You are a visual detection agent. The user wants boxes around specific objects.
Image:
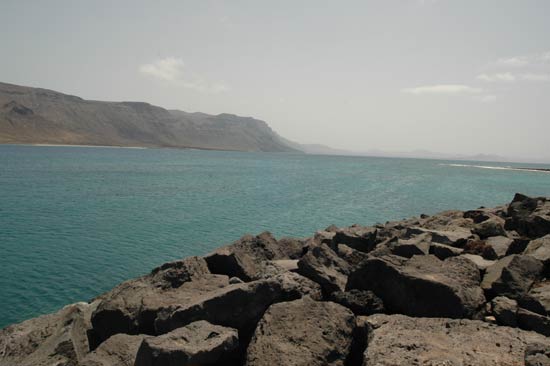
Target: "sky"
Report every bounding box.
[1,0,549,161]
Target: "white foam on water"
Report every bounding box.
[440,163,550,173]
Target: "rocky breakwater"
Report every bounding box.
[1,193,550,366]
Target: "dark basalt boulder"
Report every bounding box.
[154,272,321,338]
[204,232,304,281]
[524,235,550,275]
[517,308,550,337]
[347,254,485,318]
[332,225,378,253]
[473,217,506,238]
[491,296,518,327]
[404,226,473,247]
[363,314,549,366]
[329,289,385,316]
[505,194,550,239]
[245,297,355,366]
[81,334,148,366]
[481,255,543,300]
[297,243,351,295]
[389,233,431,258]
[0,301,98,366]
[429,242,463,260]
[519,280,550,316]
[135,321,239,366]
[90,256,229,344]
[335,243,369,268]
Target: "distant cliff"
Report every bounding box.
[0,82,299,152]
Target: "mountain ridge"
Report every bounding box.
[0,81,300,153]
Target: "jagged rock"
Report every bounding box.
[204,232,303,281]
[347,254,485,318]
[149,256,210,289]
[421,209,477,231]
[491,296,518,326]
[363,314,548,366]
[81,334,147,366]
[507,237,532,255]
[481,255,543,300]
[463,239,498,259]
[0,301,97,366]
[405,227,473,247]
[245,297,355,366]
[517,308,550,337]
[297,243,351,294]
[429,242,463,260]
[390,233,430,258]
[461,253,496,271]
[525,343,550,366]
[90,257,229,344]
[486,236,514,258]
[464,209,492,223]
[519,280,550,315]
[524,235,550,274]
[155,272,321,339]
[336,244,369,268]
[473,217,506,238]
[332,225,377,253]
[135,321,238,366]
[271,259,298,271]
[506,194,550,238]
[329,289,384,315]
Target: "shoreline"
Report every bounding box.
[1,193,550,365]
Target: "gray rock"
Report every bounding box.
[363,314,548,366]
[336,244,369,268]
[245,297,355,366]
[390,233,431,258]
[135,321,238,366]
[461,253,496,271]
[486,236,514,258]
[481,254,543,300]
[329,289,384,315]
[429,242,463,260]
[517,308,550,337]
[505,194,550,239]
[473,217,506,238]
[520,280,550,315]
[347,255,485,318]
[491,296,518,326]
[525,343,550,366]
[0,301,97,366]
[332,225,378,253]
[524,235,550,274]
[405,227,473,247]
[90,257,229,343]
[204,232,304,281]
[81,333,147,366]
[155,272,321,338]
[297,243,351,294]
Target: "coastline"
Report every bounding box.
[1,193,549,365]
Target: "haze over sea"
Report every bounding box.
[1,144,549,328]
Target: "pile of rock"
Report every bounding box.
[1,193,549,365]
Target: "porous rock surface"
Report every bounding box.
[2,193,550,366]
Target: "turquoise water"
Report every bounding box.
[1,145,549,328]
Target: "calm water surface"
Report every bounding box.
[1,145,549,328]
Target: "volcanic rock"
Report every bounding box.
[245,297,355,366]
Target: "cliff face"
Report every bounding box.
[1,193,550,366]
[0,82,299,152]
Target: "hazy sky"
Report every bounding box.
[1,0,549,161]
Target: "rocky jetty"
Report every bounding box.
[1,193,550,366]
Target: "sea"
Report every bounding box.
[1,144,549,328]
